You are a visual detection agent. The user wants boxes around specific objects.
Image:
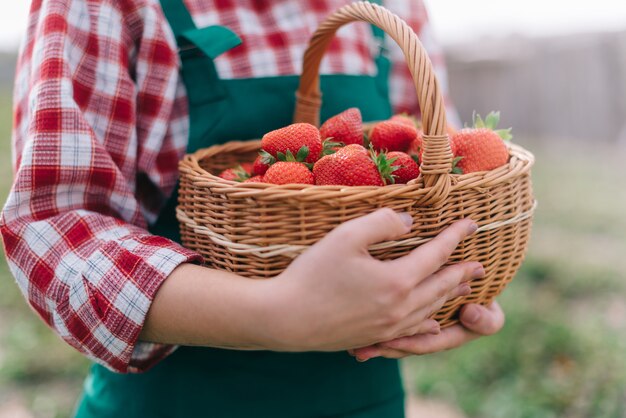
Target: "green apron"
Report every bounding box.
[75,0,404,416]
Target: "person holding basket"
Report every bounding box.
[1,0,505,416]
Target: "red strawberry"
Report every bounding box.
[313,144,397,186]
[261,123,322,163]
[243,175,265,183]
[369,121,417,152]
[407,126,457,165]
[390,114,420,129]
[450,111,511,174]
[253,153,274,176]
[338,144,368,155]
[241,162,253,173]
[264,162,314,185]
[387,152,420,184]
[407,129,424,161]
[319,108,363,146]
[219,164,251,182]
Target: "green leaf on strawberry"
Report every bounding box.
[321,138,343,156]
[451,156,464,175]
[368,145,399,185]
[259,150,276,165]
[473,111,512,141]
[296,146,310,162]
[219,164,252,182]
[277,146,310,163]
[495,129,513,141]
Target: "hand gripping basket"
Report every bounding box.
[176,2,536,328]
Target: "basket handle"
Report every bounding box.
[294,1,453,198]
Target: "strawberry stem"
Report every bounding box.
[368,145,399,185]
[322,139,342,156]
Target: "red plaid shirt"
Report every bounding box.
[0,0,455,373]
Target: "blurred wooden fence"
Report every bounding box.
[444,31,626,143]
[3,30,626,142]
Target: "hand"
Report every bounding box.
[350,302,505,361]
[259,209,484,352]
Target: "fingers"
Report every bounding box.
[355,302,506,361]
[370,347,412,360]
[365,325,478,359]
[378,262,482,345]
[393,219,478,281]
[459,302,505,336]
[410,261,483,309]
[392,262,482,333]
[389,325,477,353]
[351,318,441,361]
[328,208,412,249]
[353,344,409,361]
[391,282,469,339]
[396,318,441,339]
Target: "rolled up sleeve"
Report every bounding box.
[0,0,201,373]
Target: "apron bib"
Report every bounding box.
[75,1,403,416]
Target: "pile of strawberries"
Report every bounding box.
[218,108,512,186]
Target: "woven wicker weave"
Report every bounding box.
[177,1,536,328]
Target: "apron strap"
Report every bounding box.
[159,0,196,41]
[158,0,241,105]
[159,0,390,104]
[180,26,242,60]
[159,0,242,59]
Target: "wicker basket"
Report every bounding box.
[177,1,536,328]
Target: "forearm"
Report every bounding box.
[140,215,486,356]
[140,263,277,350]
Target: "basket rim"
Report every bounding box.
[179,140,534,201]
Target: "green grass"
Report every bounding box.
[0,90,625,416]
[404,137,626,417]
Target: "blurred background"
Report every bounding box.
[1,1,625,417]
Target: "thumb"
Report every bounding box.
[459,302,505,336]
[328,208,413,249]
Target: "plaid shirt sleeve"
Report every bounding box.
[0,0,202,373]
[0,0,455,375]
[385,0,461,127]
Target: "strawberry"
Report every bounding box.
[387,151,420,184]
[313,144,397,186]
[369,121,417,152]
[337,143,368,155]
[407,129,423,161]
[450,111,511,174]
[319,108,363,146]
[243,175,265,183]
[263,162,314,185]
[219,164,251,182]
[390,114,420,129]
[253,152,274,176]
[261,123,322,163]
[241,162,253,173]
[407,126,458,165]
